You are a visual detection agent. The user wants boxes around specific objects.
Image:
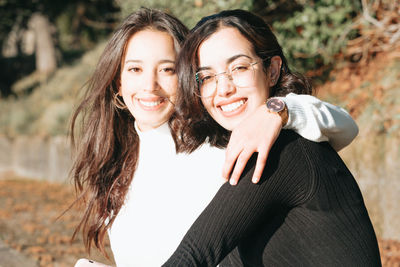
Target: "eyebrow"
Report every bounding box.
[197,54,252,71]
[124,59,175,64]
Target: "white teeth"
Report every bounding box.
[139,99,163,107]
[220,100,245,112]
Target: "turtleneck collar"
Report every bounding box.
[134,121,172,141]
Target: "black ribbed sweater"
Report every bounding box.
[163,130,381,267]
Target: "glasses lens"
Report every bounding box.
[196,71,215,97]
[231,62,255,88]
[194,61,256,98]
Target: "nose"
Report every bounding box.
[216,73,235,97]
[142,70,159,92]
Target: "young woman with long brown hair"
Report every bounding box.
[70,8,360,266]
[163,9,381,266]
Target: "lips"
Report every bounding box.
[136,97,167,111]
[139,99,163,107]
[217,98,247,117]
[220,99,246,112]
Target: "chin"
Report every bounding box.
[218,120,238,131]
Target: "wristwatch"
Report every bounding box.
[266,97,288,127]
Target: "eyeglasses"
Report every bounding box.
[195,61,260,98]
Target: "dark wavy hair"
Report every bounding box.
[69,8,188,256]
[172,9,313,153]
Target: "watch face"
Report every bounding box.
[266,98,285,112]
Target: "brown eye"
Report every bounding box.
[231,64,250,73]
[160,67,175,74]
[128,67,141,73]
[201,75,212,83]
[197,72,214,85]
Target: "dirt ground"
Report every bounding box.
[0,177,400,266]
[0,177,114,267]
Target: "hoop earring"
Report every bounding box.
[113,93,126,109]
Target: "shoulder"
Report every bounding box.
[255,130,311,178]
[274,130,335,160]
[265,130,336,185]
[270,130,308,161]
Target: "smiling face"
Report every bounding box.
[198,27,273,131]
[120,29,177,131]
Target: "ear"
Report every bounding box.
[269,56,282,86]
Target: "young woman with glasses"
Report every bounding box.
[163,9,381,266]
[70,8,361,266]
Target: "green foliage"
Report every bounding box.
[270,0,361,73]
[118,0,252,28]
[54,0,120,52]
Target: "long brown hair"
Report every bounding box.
[70,8,188,255]
[172,9,313,153]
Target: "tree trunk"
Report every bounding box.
[1,16,22,58]
[28,13,57,75]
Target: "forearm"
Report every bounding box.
[280,93,358,151]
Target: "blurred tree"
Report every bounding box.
[28,13,57,75]
[251,0,362,76]
[0,0,120,97]
[252,0,304,24]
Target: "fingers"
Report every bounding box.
[223,137,242,180]
[222,153,236,181]
[251,149,269,184]
[228,149,253,186]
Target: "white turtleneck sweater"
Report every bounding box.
[107,93,358,267]
[109,123,226,267]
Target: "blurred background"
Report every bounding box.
[0,0,399,266]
